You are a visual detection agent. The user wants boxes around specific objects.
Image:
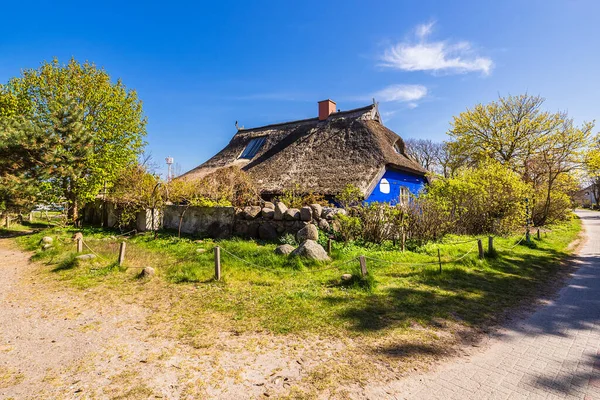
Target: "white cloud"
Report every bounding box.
[380,22,493,75]
[415,21,435,40]
[373,84,428,103]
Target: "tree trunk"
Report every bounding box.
[66,191,79,225]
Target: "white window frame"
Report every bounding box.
[400,186,410,206]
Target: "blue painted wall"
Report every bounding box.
[365,169,426,204]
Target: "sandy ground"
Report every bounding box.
[0,238,357,399]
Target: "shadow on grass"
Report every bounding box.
[325,250,573,333]
[376,343,449,360]
[0,229,36,239]
[51,255,78,272]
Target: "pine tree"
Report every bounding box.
[48,98,94,221]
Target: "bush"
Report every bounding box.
[357,202,398,244]
[426,160,530,235]
[278,183,329,209]
[334,213,362,243]
[278,233,297,246]
[169,167,259,207]
[336,184,363,208]
[405,196,453,245]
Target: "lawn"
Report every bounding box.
[12,216,581,345]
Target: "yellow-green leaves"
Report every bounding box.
[1,57,147,219]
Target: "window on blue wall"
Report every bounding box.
[239,137,266,159]
[379,178,390,194]
[400,186,410,206]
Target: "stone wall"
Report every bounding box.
[162,205,235,238]
[82,201,346,240]
[233,202,345,240]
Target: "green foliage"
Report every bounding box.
[336,184,363,208]
[426,159,530,235]
[342,268,377,293]
[278,233,298,246]
[0,57,147,221]
[447,93,593,226]
[0,116,53,212]
[279,183,329,209]
[334,213,362,243]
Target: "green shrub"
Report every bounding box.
[426,159,530,235]
[333,213,362,243]
[278,233,297,246]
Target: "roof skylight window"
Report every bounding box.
[239,137,266,159]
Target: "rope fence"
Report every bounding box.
[52,225,542,280]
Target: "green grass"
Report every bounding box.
[9,216,581,342]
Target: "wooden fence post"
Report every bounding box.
[478,239,484,259]
[359,255,367,276]
[526,229,531,244]
[77,238,83,253]
[488,236,494,254]
[327,238,332,255]
[537,228,541,240]
[118,242,126,266]
[214,246,221,281]
[438,248,442,273]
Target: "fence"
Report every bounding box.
[54,227,541,281]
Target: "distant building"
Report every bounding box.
[573,184,597,207]
[182,100,427,204]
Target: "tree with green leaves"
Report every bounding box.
[447,94,593,225]
[0,57,147,222]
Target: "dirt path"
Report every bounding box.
[0,238,172,399]
[0,239,348,399]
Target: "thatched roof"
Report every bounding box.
[181,104,427,196]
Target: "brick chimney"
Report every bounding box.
[318,99,336,120]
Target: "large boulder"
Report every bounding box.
[310,204,323,220]
[263,202,275,210]
[261,208,275,219]
[41,236,53,244]
[243,206,262,220]
[274,244,295,255]
[296,224,319,242]
[317,219,330,232]
[300,206,312,222]
[291,240,330,261]
[258,223,278,241]
[274,202,288,221]
[284,208,301,221]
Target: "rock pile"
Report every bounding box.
[235,201,345,241]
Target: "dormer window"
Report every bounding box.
[239,137,266,159]
[393,142,402,154]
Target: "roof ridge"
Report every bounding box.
[237,104,375,133]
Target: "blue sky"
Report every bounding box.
[1,0,599,177]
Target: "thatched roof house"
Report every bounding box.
[182,100,427,204]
